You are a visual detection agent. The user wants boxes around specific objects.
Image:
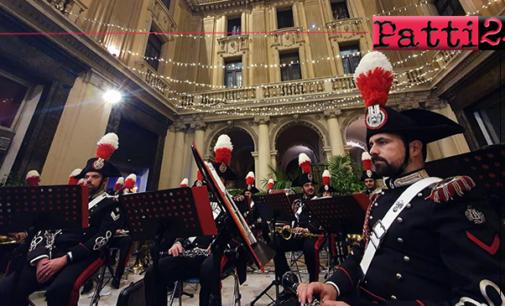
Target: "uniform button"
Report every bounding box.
[417,193,423,197]
[403,256,410,262]
[391,295,397,300]
[374,203,378,207]
[364,280,368,284]
[381,192,385,195]
[397,238,403,243]
[369,216,373,220]
[397,217,403,223]
[396,273,402,280]
[406,203,411,209]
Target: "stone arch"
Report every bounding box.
[204,122,258,159]
[340,110,364,143]
[270,117,330,150]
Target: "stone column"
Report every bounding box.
[189,121,206,184]
[270,150,278,171]
[41,71,113,184]
[251,151,259,185]
[159,126,176,189]
[169,122,187,188]
[324,109,346,156]
[255,116,271,190]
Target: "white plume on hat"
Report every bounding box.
[214,134,233,152]
[353,51,393,83]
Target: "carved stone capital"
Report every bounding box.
[254,116,270,125]
[191,121,207,130]
[172,121,188,132]
[324,109,342,119]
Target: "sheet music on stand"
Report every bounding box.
[253,193,296,225]
[304,193,368,234]
[119,186,217,241]
[0,185,89,234]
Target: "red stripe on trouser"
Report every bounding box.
[313,236,326,281]
[68,256,105,306]
[219,255,228,290]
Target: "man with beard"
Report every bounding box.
[296,52,503,306]
[271,153,325,299]
[360,152,379,196]
[0,133,122,306]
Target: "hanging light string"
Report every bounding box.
[127,50,459,92]
[65,0,499,39]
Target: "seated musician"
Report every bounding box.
[144,134,240,306]
[319,170,337,198]
[296,52,503,306]
[0,133,123,306]
[271,153,325,298]
[361,152,379,196]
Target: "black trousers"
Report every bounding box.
[0,254,103,306]
[144,255,214,306]
[109,235,133,280]
[271,236,321,283]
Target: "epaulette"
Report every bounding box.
[426,176,476,203]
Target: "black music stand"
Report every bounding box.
[0,185,89,288]
[425,144,503,217]
[304,193,368,275]
[0,185,89,234]
[191,143,275,306]
[250,193,297,306]
[288,193,303,204]
[119,186,217,306]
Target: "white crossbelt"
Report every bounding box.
[360,177,442,278]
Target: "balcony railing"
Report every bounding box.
[262,79,325,98]
[134,61,171,99]
[45,0,88,26]
[326,18,365,40]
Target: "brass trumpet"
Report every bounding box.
[274,226,324,240]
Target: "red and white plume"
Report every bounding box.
[68,168,82,185]
[115,177,124,191]
[246,172,255,186]
[180,178,189,187]
[268,179,274,190]
[298,153,312,174]
[26,170,40,186]
[362,152,372,171]
[197,170,204,181]
[96,133,119,161]
[124,174,136,190]
[322,170,331,186]
[78,178,86,186]
[354,52,394,110]
[214,134,233,166]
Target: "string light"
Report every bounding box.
[126,49,460,94]
[66,0,500,39]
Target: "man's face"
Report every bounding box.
[322,191,332,197]
[302,182,315,196]
[244,191,252,198]
[364,178,375,189]
[85,171,105,196]
[369,133,406,177]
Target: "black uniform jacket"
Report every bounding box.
[292,195,321,234]
[28,192,121,264]
[327,169,504,306]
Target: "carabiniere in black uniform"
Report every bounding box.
[327,169,504,305]
[0,133,123,306]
